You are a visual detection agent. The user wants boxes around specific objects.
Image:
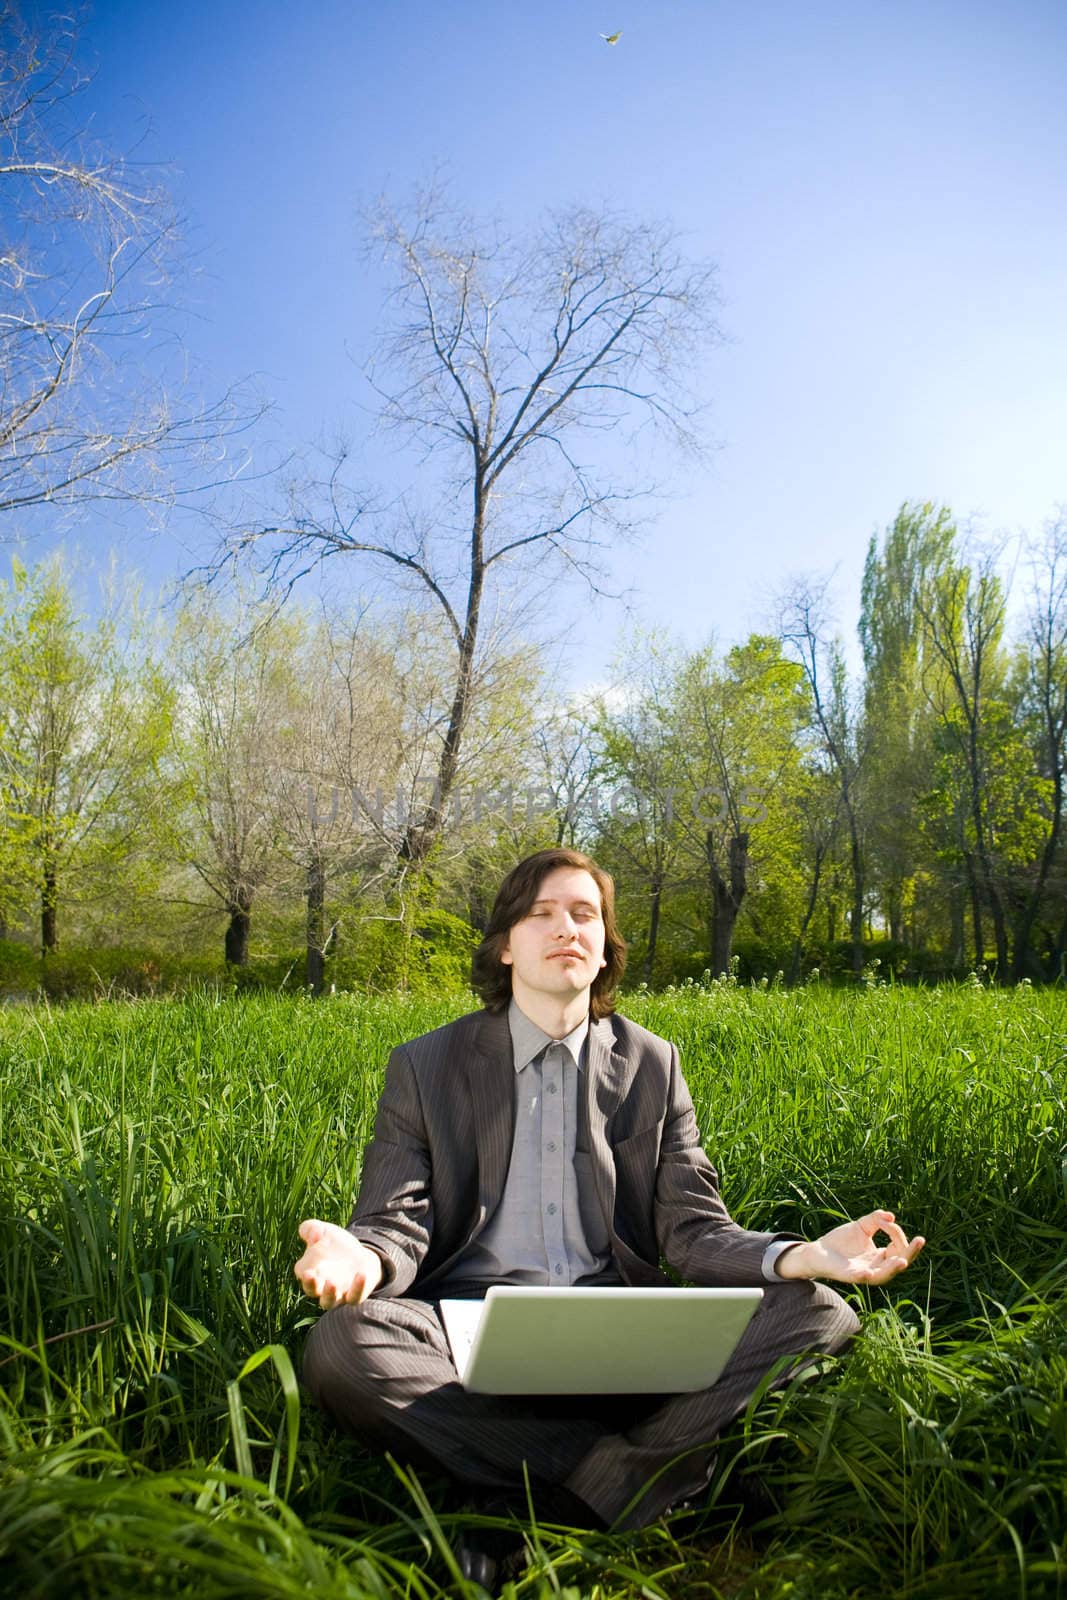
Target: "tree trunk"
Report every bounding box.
[965,717,1008,978]
[887,887,902,945]
[306,849,326,996]
[1050,907,1067,982]
[40,854,58,954]
[708,829,748,977]
[1011,766,1062,978]
[964,852,984,969]
[987,885,1009,979]
[846,807,864,978]
[642,874,663,985]
[402,493,487,865]
[787,840,825,984]
[225,885,252,965]
[948,884,966,973]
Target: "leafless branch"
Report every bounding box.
[0,10,265,531]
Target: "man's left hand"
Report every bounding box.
[775,1209,925,1284]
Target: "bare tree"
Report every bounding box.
[0,10,256,527]
[272,605,403,993]
[229,191,719,866]
[531,704,603,849]
[165,595,301,965]
[785,764,841,984]
[779,578,869,978]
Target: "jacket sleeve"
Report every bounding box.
[654,1044,800,1287]
[346,1044,434,1297]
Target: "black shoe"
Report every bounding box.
[455,1539,502,1589]
[532,1482,605,1531]
[454,1498,528,1590]
[736,1471,785,1525]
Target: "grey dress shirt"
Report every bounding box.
[444,1000,620,1289]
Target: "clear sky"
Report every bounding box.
[39,0,1067,681]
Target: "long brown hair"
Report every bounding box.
[472,848,627,1019]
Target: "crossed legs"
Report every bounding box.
[301,1282,860,1529]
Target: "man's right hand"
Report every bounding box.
[293,1218,383,1310]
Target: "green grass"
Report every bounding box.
[1,985,1065,1598]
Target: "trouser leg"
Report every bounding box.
[564,1280,861,1529]
[302,1282,860,1531]
[301,1296,612,1495]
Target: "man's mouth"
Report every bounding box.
[549,949,583,960]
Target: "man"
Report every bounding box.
[296,849,923,1564]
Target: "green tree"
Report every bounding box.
[921,697,1050,975]
[591,634,687,984]
[0,557,171,953]
[915,546,1015,973]
[860,503,955,952]
[593,631,810,982]
[673,635,810,977]
[1012,517,1067,977]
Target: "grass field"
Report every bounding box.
[1,984,1064,1598]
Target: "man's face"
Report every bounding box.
[501,865,608,1009]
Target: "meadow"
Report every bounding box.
[0,983,1064,1599]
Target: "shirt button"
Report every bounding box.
[547,1082,558,1095]
[553,1264,564,1277]
[547,1203,558,1215]
[546,1140,557,1152]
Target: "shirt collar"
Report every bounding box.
[507,997,589,1073]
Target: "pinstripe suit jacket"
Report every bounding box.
[348,1007,787,1298]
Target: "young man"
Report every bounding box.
[296,849,923,1556]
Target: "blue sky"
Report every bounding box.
[48,1,1067,680]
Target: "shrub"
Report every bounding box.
[0,938,38,997]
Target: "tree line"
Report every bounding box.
[1,499,1063,993]
[591,504,1066,985]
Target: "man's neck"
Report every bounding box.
[510,983,591,1039]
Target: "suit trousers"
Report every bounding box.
[301,1280,860,1529]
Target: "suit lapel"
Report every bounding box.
[584,1015,637,1227]
[466,1009,516,1218]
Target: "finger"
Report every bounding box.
[879,1219,910,1253]
[861,1257,905,1284]
[874,1239,926,1281]
[299,1218,326,1246]
[859,1209,896,1234]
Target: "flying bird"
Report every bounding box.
[601,31,622,44]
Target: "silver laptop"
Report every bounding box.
[439,1284,763,1395]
